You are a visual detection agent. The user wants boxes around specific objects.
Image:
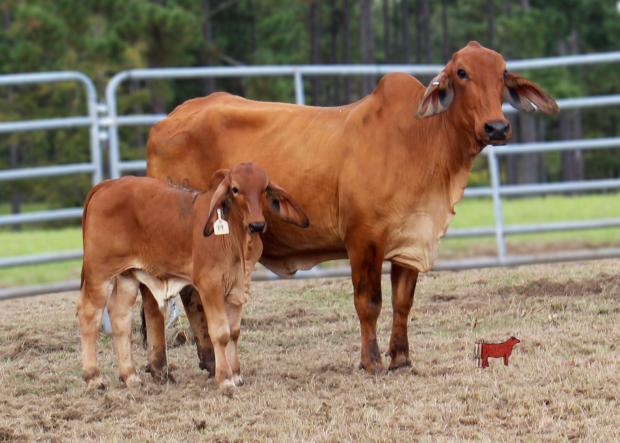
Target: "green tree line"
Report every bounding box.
[1,0,619,230]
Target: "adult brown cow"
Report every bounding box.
[143,41,558,376]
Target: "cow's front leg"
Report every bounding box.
[179,286,215,376]
[348,240,385,374]
[196,283,235,394]
[388,263,419,370]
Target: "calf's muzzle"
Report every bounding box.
[249,222,266,233]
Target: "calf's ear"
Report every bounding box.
[266,181,309,228]
[416,71,454,118]
[503,72,559,114]
[203,169,231,236]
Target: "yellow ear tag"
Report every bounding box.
[213,209,229,236]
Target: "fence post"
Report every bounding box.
[294,70,304,105]
[488,148,507,262]
[83,76,103,185]
[105,73,128,179]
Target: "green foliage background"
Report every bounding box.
[0,0,619,223]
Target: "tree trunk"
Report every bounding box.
[342,0,351,102]
[382,0,390,62]
[9,142,21,231]
[360,0,374,94]
[4,6,20,230]
[560,110,584,181]
[401,0,410,63]
[505,114,519,184]
[330,2,341,104]
[309,1,321,104]
[202,0,216,93]
[417,0,432,63]
[517,114,543,184]
[441,0,450,61]
[487,0,496,48]
[560,29,584,182]
[415,0,422,63]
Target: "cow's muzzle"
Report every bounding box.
[484,120,511,145]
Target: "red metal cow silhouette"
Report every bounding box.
[474,336,520,368]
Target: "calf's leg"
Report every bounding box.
[140,284,172,383]
[225,302,244,386]
[347,240,385,374]
[180,286,215,376]
[108,275,141,387]
[388,264,419,370]
[196,283,235,393]
[76,277,112,390]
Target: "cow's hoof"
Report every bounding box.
[145,364,176,384]
[123,373,143,388]
[358,361,385,375]
[388,354,412,371]
[86,376,107,391]
[219,379,236,397]
[233,374,244,387]
[199,360,216,378]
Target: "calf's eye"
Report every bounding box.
[457,68,467,80]
[231,187,239,195]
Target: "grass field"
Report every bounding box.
[1,193,619,287]
[0,259,618,440]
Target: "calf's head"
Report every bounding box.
[417,41,559,147]
[203,162,309,236]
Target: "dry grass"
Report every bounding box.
[0,259,619,441]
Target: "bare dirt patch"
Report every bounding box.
[0,259,619,441]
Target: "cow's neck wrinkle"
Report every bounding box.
[382,110,479,273]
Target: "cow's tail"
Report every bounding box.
[80,180,110,289]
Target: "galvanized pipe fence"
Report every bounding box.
[1,51,620,299]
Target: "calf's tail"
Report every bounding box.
[80,180,110,289]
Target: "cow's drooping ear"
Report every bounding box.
[503,72,559,114]
[416,71,454,118]
[266,181,309,228]
[203,170,231,236]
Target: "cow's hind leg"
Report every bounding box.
[348,240,385,374]
[108,275,141,387]
[140,284,173,383]
[77,278,112,390]
[387,264,419,370]
[180,286,215,376]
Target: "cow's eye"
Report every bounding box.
[231,187,239,195]
[457,68,467,80]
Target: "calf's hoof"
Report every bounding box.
[85,375,107,391]
[219,379,236,397]
[123,373,144,389]
[233,374,244,387]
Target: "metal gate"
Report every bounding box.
[1,52,620,299]
[0,71,101,276]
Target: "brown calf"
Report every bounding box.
[77,163,308,392]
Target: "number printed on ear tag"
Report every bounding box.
[213,209,229,236]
